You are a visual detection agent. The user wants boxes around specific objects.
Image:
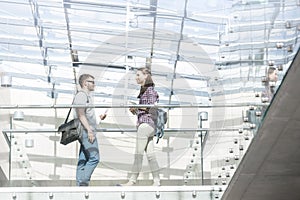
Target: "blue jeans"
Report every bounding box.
[76,130,99,186]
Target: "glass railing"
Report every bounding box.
[0,104,263,186]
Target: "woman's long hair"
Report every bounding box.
[137,67,155,98]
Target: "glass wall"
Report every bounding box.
[0,1,299,200]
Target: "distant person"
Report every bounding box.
[121,67,161,186]
[261,66,278,103]
[74,74,106,186]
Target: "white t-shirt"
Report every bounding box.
[73,91,97,132]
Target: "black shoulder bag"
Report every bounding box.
[58,92,88,145]
[58,109,82,145]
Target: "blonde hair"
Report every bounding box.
[78,74,94,88]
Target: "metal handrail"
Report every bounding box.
[2,132,10,148]
[0,103,269,109]
[2,127,246,134]
[0,185,226,192]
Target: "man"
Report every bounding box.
[73,74,106,186]
[262,66,278,103]
[260,67,279,117]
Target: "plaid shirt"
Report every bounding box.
[137,86,159,128]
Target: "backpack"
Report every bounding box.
[150,108,168,143]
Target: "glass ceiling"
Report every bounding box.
[0,0,300,191]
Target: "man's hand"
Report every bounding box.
[99,113,107,120]
[88,130,95,143]
[99,109,108,120]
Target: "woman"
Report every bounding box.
[122,67,161,186]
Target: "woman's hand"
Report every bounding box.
[129,107,137,115]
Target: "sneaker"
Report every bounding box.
[120,181,136,186]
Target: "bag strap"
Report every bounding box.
[64,91,89,123]
[64,97,75,123]
[64,109,72,123]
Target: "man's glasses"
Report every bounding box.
[86,80,95,84]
